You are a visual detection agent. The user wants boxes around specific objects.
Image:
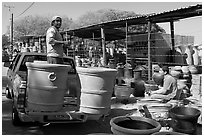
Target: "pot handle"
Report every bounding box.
[48,72,56,82]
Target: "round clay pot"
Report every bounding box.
[152,72,164,86]
[114,84,133,99]
[110,116,161,135]
[169,106,201,134]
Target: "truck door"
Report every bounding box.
[7,54,21,90]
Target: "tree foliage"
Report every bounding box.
[71,9,139,29]
[13,15,73,40]
[2,34,9,49]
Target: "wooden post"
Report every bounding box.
[10,13,14,52]
[65,31,69,56]
[170,21,175,63]
[38,37,41,53]
[147,21,151,81]
[125,20,128,64]
[101,27,106,66]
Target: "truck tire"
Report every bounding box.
[5,88,12,99]
[12,104,23,126]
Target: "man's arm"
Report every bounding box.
[47,28,68,45]
[151,87,166,94]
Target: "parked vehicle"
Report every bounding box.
[4,52,84,126]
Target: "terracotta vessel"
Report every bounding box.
[110,116,161,135]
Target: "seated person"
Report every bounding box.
[150,66,178,100]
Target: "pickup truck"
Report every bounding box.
[4,52,86,126]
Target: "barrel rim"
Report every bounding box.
[26,62,71,69]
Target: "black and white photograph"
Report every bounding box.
[1,0,202,135]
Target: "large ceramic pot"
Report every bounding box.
[110,116,161,135]
[77,67,117,116]
[169,106,201,134]
[26,62,71,111]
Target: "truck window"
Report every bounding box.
[19,55,47,71]
[63,58,76,74]
[11,54,21,72]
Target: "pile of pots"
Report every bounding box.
[110,106,201,135]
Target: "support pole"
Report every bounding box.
[65,31,68,56]
[10,13,13,52]
[125,21,128,64]
[101,27,106,66]
[170,21,175,63]
[147,21,151,81]
[38,37,41,53]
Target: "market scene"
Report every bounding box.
[2,2,202,135]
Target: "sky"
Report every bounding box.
[1,1,202,45]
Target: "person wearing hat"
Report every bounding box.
[46,16,68,64]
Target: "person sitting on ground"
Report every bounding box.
[150,66,178,100]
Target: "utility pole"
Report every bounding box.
[4,5,14,52]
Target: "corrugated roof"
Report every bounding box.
[66,4,202,32]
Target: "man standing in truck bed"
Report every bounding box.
[46,16,69,64]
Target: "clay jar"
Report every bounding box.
[116,63,124,85]
[131,80,146,97]
[131,67,145,97]
[152,72,164,86]
[114,84,133,99]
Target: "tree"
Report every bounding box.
[2,34,9,49]
[71,9,139,29]
[13,15,73,40]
